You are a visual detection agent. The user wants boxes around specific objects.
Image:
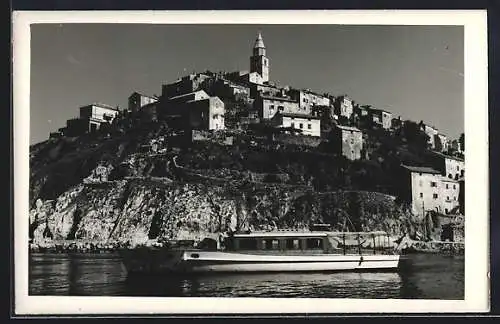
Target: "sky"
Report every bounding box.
[30,24,464,145]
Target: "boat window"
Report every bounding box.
[238,238,257,250]
[263,239,280,250]
[285,239,301,250]
[306,238,323,249]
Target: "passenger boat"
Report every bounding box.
[119,229,401,275]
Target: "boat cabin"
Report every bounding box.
[223,231,394,255]
[227,232,329,252]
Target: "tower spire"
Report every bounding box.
[254,31,265,49]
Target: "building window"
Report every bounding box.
[453,184,456,189]
[430,182,437,187]
[447,196,450,201]
[299,123,303,129]
[433,193,438,199]
[291,122,295,128]
[307,124,312,129]
[446,184,449,189]
[419,193,423,198]
[456,166,459,171]
[454,197,457,201]
[278,106,284,111]
[445,208,449,214]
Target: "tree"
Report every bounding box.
[459,133,465,151]
[402,120,429,150]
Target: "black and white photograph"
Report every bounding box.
[13,10,489,314]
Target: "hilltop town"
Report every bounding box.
[30,32,465,247]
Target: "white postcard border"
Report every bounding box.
[13,10,489,314]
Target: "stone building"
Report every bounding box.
[250,82,287,99]
[254,94,300,120]
[287,89,330,114]
[162,73,212,99]
[333,95,354,119]
[420,123,439,149]
[163,90,225,131]
[271,112,321,137]
[440,177,460,214]
[434,133,449,152]
[398,165,461,217]
[330,125,363,160]
[128,92,158,113]
[368,108,392,130]
[202,78,250,101]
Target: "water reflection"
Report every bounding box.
[29,253,464,299]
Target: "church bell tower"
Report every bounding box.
[250,32,269,82]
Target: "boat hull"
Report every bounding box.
[120,249,400,275]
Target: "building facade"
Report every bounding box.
[128,92,158,113]
[255,95,301,120]
[425,151,465,180]
[399,165,461,217]
[333,96,354,119]
[249,32,269,83]
[164,90,225,131]
[440,178,460,214]
[162,73,212,99]
[434,133,449,152]
[288,89,330,114]
[421,124,439,149]
[271,112,321,137]
[78,103,120,133]
[330,125,363,160]
[369,108,392,130]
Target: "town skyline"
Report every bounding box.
[30,24,464,145]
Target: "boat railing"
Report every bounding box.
[329,232,397,256]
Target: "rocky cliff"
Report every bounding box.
[29,120,427,247]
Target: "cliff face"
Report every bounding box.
[29,120,428,246]
[29,178,420,246]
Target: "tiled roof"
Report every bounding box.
[401,165,442,174]
[168,90,208,101]
[81,103,119,111]
[279,112,321,120]
[429,151,464,162]
[261,95,297,103]
[335,125,361,132]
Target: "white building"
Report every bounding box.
[272,112,321,137]
[79,103,120,133]
[400,165,461,217]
